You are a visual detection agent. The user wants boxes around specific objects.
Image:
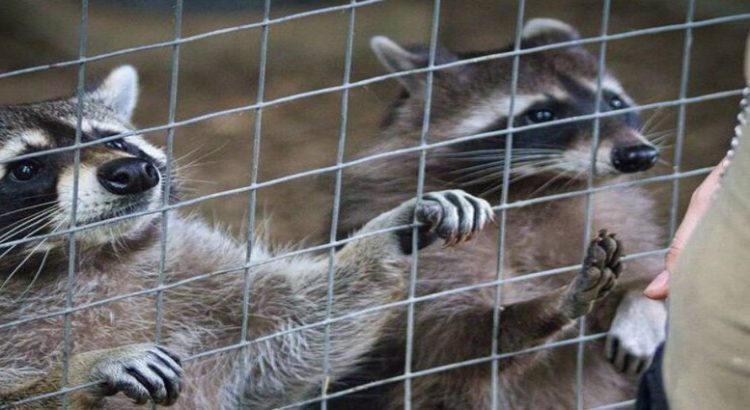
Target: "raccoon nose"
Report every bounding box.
[611,144,659,173]
[97,158,160,195]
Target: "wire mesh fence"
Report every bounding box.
[0,0,748,409]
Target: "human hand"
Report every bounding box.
[643,158,730,300]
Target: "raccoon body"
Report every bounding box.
[0,67,499,409]
[329,19,667,409]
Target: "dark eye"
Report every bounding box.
[525,109,555,123]
[106,138,128,152]
[609,96,626,110]
[9,160,42,182]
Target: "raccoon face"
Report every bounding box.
[372,18,659,196]
[0,66,167,260]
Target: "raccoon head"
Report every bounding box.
[372,18,659,197]
[0,66,167,267]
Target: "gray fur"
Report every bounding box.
[329,18,666,409]
[0,67,496,409]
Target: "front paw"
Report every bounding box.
[89,344,184,406]
[605,291,667,374]
[564,230,623,318]
[415,190,494,248]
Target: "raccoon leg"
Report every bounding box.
[0,344,183,409]
[374,232,624,410]
[605,290,666,374]
[404,230,624,380]
[234,190,493,409]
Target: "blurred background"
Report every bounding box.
[1,0,748,245]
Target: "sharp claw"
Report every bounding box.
[609,337,620,363]
[621,354,632,374]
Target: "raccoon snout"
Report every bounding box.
[97,158,160,195]
[610,144,659,173]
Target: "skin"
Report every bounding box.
[643,157,728,300]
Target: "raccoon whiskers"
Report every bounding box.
[0,207,58,244]
[642,130,673,167]
[508,161,568,184]
[526,165,577,198]
[473,160,566,198]
[0,200,57,220]
[454,159,563,188]
[435,148,563,161]
[0,219,63,296]
[644,130,672,146]
[0,206,56,238]
[640,107,670,136]
[641,109,673,159]
[174,177,218,186]
[172,140,230,173]
[447,156,560,181]
[0,213,61,262]
[13,248,51,302]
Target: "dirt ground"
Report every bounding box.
[1,0,748,245]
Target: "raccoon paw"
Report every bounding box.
[605,291,666,375]
[398,190,494,253]
[90,344,184,406]
[564,229,623,318]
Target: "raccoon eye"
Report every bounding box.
[106,138,129,152]
[9,160,42,182]
[609,96,626,110]
[525,109,555,124]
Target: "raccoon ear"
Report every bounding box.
[521,18,580,47]
[370,36,459,94]
[88,65,139,121]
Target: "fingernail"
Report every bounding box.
[644,270,669,296]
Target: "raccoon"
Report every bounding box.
[0,66,502,409]
[328,19,667,409]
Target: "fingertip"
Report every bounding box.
[644,270,670,300]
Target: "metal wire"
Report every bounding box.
[491,1,526,407]
[0,89,737,253]
[60,2,88,408]
[577,2,612,408]
[154,0,184,351]
[669,0,697,238]
[0,1,743,408]
[237,0,272,405]
[403,1,442,407]
[321,1,357,407]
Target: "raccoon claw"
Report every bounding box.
[419,190,494,247]
[565,229,624,318]
[605,291,666,375]
[92,344,184,406]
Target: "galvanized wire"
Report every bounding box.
[60,1,88,408]
[0,89,737,253]
[490,1,526,408]
[577,2,612,408]
[1,1,744,408]
[321,1,357,408]
[154,0,184,351]
[669,0,697,239]
[404,1,442,407]
[237,0,272,405]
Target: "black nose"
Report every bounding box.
[97,158,160,195]
[611,144,659,173]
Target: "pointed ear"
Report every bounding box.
[370,36,459,94]
[87,65,139,121]
[521,18,580,48]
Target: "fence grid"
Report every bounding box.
[0,1,745,409]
